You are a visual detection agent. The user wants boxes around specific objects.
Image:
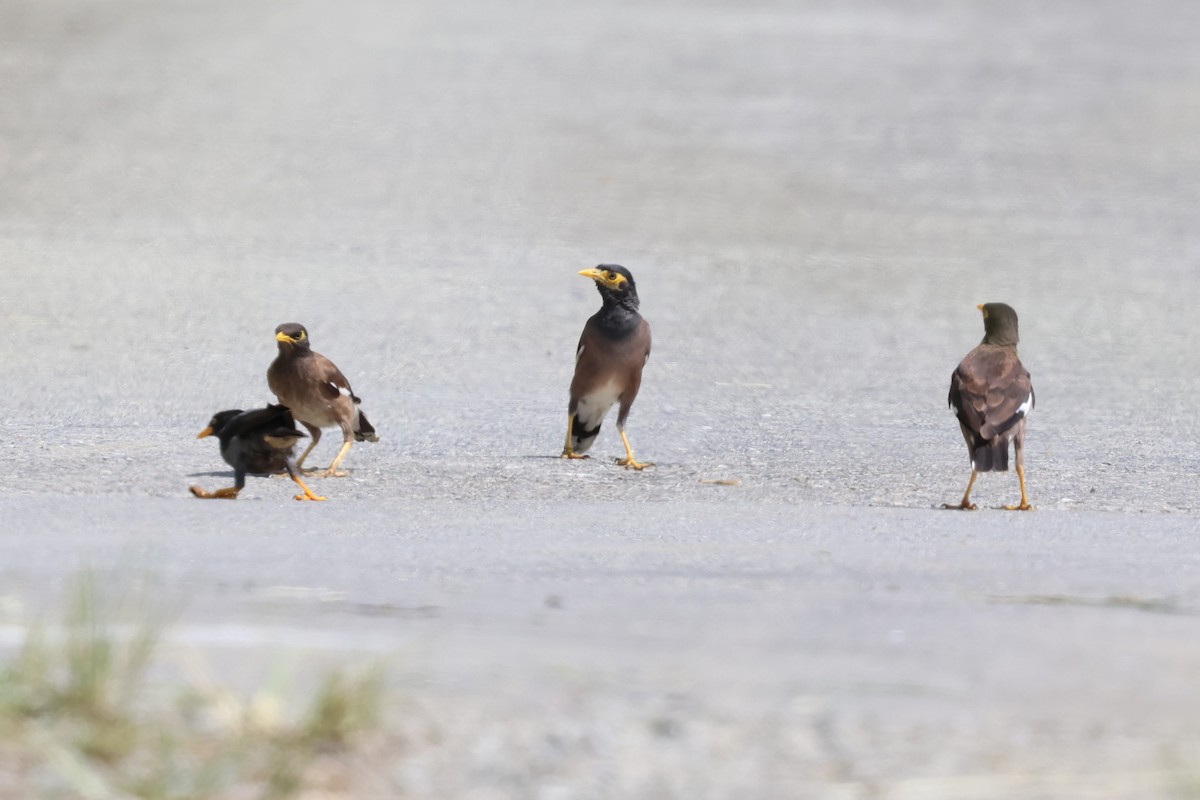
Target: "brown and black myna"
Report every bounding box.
[945,302,1035,511]
[562,264,653,470]
[267,323,378,477]
[190,404,325,501]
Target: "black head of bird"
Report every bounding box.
[196,409,244,440]
[274,322,312,353]
[978,303,1020,347]
[579,265,639,311]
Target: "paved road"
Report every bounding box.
[2,0,1199,796]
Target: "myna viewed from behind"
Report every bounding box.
[190,404,325,501]
[562,265,653,470]
[267,322,378,477]
[945,302,1035,510]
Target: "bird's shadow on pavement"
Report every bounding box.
[519,454,682,470]
[186,470,287,478]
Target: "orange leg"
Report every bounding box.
[1003,465,1034,511]
[295,422,321,472]
[561,414,589,460]
[942,470,978,510]
[315,440,352,478]
[616,429,653,471]
[291,473,326,502]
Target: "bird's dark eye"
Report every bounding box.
[606,272,616,280]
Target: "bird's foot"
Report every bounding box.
[617,458,654,471]
[1003,502,1035,511]
[560,451,589,460]
[294,492,327,502]
[314,468,349,478]
[941,501,977,511]
[190,485,240,500]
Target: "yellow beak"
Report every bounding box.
[578,267,627,288]
[196,427,214,439]
[275,331,295,344]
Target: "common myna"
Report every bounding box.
[562,265,653,470]
[189,404,325,501]
[945,302,1035,510]
[267,323,378,477]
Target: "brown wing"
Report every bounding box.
[949,345,1033,441]
[618,317,650,406]
[311,353,360,403]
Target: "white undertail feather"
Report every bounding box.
[572,379,621,453]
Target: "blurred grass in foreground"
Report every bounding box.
[0,572,386,799]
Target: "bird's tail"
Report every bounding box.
[972,439,1009,472]
[570,413,603,454]
[355,410,379,443]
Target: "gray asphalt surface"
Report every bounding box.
[2,0,1199,797]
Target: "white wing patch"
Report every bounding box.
[329,382,351,397]
[1016,392,1033,417]
[576,345,585,365]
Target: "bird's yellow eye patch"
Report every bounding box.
[578,267,628,289]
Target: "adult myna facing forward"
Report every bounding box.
[562,265,653,470]
[267,323,378,477]
[945,302,1035,511]
[190,404,325,501]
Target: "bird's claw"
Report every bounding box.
[1003,502,1035,511]
[190,486,239,500]
[941,501,977,511]
[293,493,327,502]
[617,458,654,471]
[560,451,589,460]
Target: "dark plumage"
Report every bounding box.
[561,265,653,470]
[945,302,1035,510]
[190,404,325,501]
[267,322,378,477]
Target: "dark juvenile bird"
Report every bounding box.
[267,323,378,477]
[562,264,653,470]
[190,404,325,501]
[945,302,1035,511]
